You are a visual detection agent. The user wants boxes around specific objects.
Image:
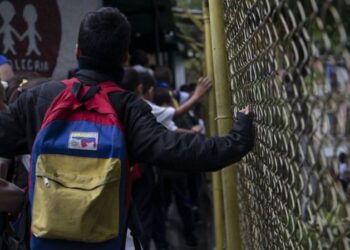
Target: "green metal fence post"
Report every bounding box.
[203,1,224,250]
[208,0,242,249]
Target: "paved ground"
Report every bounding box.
[126,182,214,250]
[151,183,214,250]
[162,195,214,250]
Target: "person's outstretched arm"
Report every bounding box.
[174,77,211,117]
[123,95,254,172]
[0,85,253,173]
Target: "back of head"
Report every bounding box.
[154,88,172,106]
[78,7,131,66]
[339,152,347,163]
[121,68,140,92]
[180,82,197,93]
[130,50,149,67]
[154,66,172,84]
[139,72,155,95]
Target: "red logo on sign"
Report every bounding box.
[0,0,61,76]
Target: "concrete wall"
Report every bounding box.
[174,53,186,89]
[53,0,99,79]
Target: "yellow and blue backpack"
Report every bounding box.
[29,78,132,250]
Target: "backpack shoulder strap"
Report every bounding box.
[61,78,79,86]
[61,78,101,102]
[42,78,125,130]
[61,79,124,101]
[91,81,125,118]
[98,81,124,95]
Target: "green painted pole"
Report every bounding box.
[203,1,224,250]
[208,0,242,249]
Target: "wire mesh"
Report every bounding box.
[222,0,350,249]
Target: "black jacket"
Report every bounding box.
[0,69,254,172]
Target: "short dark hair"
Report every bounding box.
[339,152,347,163]
[154,88,172,106]
[180,82,197,93]
[121,68,140,92]
[139,72,155,95]
[78,7,131,65]
[154,66,172,83]
[130,50,149,66]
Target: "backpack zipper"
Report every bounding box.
[43,177,50,187]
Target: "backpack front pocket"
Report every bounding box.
[31,154,121,243]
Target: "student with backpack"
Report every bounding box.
[0,7,254,250]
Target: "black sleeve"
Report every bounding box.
[119,93,254,172]
[0,92,32,158]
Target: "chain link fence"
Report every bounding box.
[223,0,350,249]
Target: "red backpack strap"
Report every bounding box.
[98,81,124,95]
[61,79,123,98]
[62,78,102,102]
[61,77,79,87]
[42,78,123,127]
[52,78,124,118]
